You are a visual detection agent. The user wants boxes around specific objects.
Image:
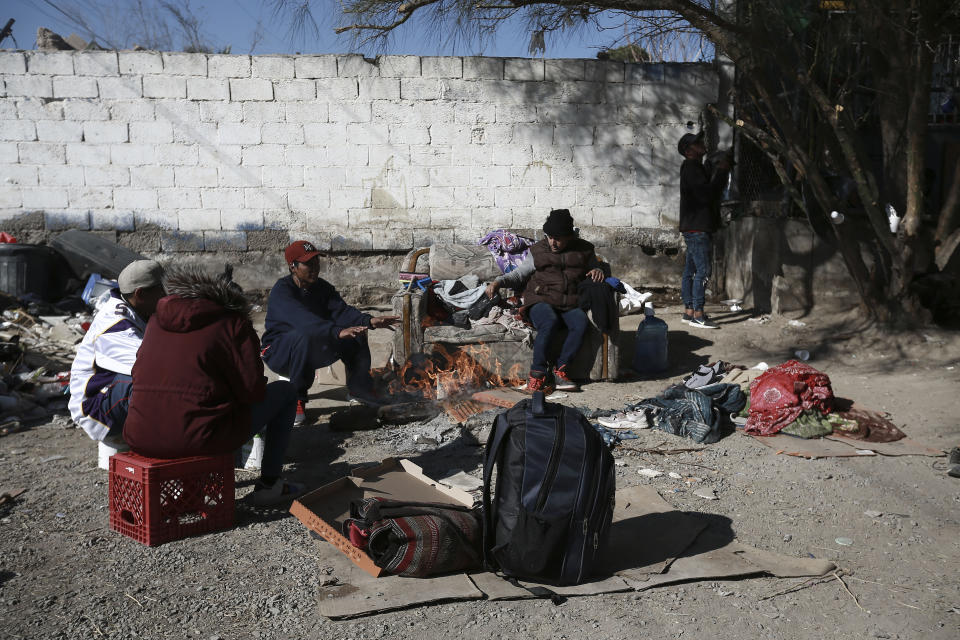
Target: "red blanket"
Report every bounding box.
[745,360,834,436]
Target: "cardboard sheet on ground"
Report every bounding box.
[747,433,943,458]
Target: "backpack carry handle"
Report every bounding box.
[531,390,546,416]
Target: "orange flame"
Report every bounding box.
[380,343,525,400]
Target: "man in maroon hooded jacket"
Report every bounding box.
[124,266,303,505]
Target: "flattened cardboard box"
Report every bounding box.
[289,458,475,578]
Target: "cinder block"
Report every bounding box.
[370,228,413,250]
[241,144,285,166]
[220,209,264,231]
[329,103,371,123]
[172,121,214,145]
[388,125,430,145]
[531,145,572,164]
[19,142,66,164]
[437,79,483,101]
[17,97,63,120]
[199,187,243,209]
[110,143,156,166]
[261,166,303,188]
[229,78,273,101]
[175,165,218,187]
[463,58,503,80]
[0,100,14,120]
[510,165,551,188]
[585,60,625,83]
[43,209,89,229]
[40,165,83,186]
[98,76,142,99]
[331,230,372,251]
[215,122,259,146]
[330,187,371,209]
[344,123,389,146]
[187,78,229,100]
[68,186,113,209]
[119,51,163,74]
[454,103,496,124]
[284,145,326,166]
[577,103,619,124]
[285,101,328,124]
[316,78,358,100]
[144,75,186,99]
[252,56,294,79]
[208,55,250,78]
[200,101,242,122]
[162,230,206,251]
[455,187,494,207]
[534,185,578,206]
[577,186,615,207]
[553,125,594,145]
[413,227,455,246]
[108,101,155,121]
[0,52,26,74]
[241,101,284,122]
[66,143,110,165]
[0,189,21,208]
[130,166,174,187]
[377,55,420,78]
[504,58,544,81]
[158,188,201,209]
[627,64,664,84]
[428,166,470,187]
[114,188,158,209]
[422,57,462,78]
[130,121,173,144]
[410,145,451,167]
[243,187,287,210]
[25,51,73,75]
[5,76,53,98]
[302,167,345,187]
[632,208,661,228]
[287,188,331,211]
[0,141,15,163]
[338,55,379,77]
[220,235,279,264]
[2,165,37,185]
[83,121,128,144]
[51,75,98,100]
[359,77,400,100]
[409,186,452,208]
[494,187,536,208]
[512,124,554,146]
[399,78,442,100]
[261,123,304,145]
[470,166,511,188]
[74,52,119,76]
[1,120,37,141]
[85,165,130,186]
[294,56,337,78]
[545,60,585,81]
[203,230,247,251]
[91,210,135,231]
[24,187,68,209]
[162,52,208,76]
[471,207,513,230]
[177,209,221,231]
[495,104,537,123]
[199,145,241,166]
[134,210,178,230]
[490,144,533,166]
[274,79,316,101]
[155,143,198,165]
[215,164,259,188]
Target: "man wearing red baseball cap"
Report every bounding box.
[260,240,400,423]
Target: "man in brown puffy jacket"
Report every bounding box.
[485,209,604,393]
[124,267,303,506]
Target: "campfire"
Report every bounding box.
[366,343,525,425]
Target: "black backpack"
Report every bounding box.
[481,391,616,586]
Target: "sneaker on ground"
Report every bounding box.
[681,312,694,325]
[597,413,634,430]
[553,366,580,392]
[689,315,719,329]
[521,375,555,395]
[294,398,306,425]
[347,389,389,407]
[250,478,306,507]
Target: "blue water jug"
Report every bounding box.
[633,306,668,375]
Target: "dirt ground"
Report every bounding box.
[1,302,959,640]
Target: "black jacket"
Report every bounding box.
[679,158,728,233]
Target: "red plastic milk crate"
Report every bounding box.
[109,451,235,546]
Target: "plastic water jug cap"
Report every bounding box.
[644,302,654,316]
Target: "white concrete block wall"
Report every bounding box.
[0,50,717,252]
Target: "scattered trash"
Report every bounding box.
[783,534,793,542]
[753,362,770,371]
[40,455,66,463]
[855,449,877,456]
[864,510,883,518]
[794,349,811,361]
[546,391,569,400]
[748,315,771,324]
[835,537,853,546]
[718,590,733,597]
[830,210,845,224]
[693,487,718,500]
[721,298,743,312]
[668,471,683,479]
[638,468,663,478]
[787,319,807,328]
[886,204,900,233]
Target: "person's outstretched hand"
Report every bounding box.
[485,281,501,299]
[338,326,368,339]
[586,268,605,283]
[370,315,400,330]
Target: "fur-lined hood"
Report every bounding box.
[154,266,252,333]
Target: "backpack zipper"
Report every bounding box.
[534,407,565,512]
